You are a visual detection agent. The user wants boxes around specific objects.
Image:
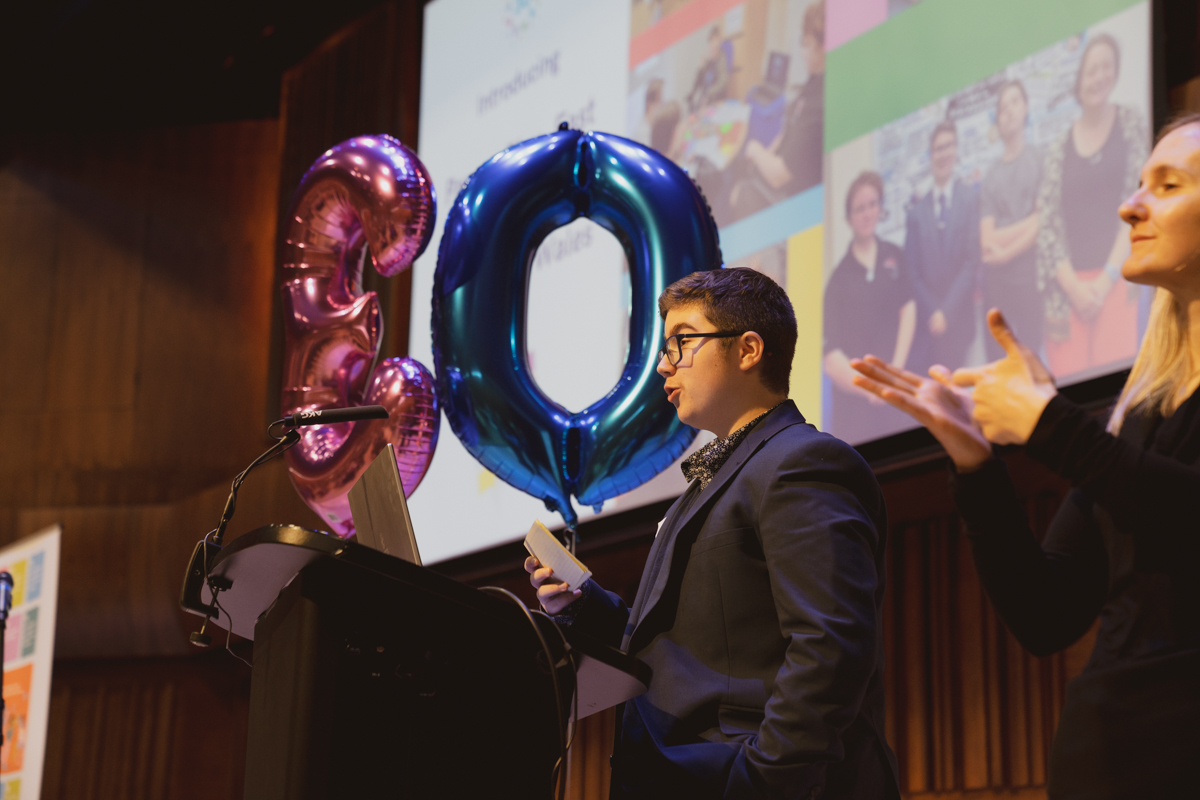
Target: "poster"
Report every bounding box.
[0,527,60,800]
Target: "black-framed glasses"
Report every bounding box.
[657,331,744,366]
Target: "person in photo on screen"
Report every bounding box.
[527,268,901,799]
[634,79,665,146]
[824,171,917,444]
[980,79,1044,361]
[849,112,1200,798]
[1037,32,1146,378]
[905,119,982,373]
[687,25,731,112]
[727,0,825,222]
[650,99,683,159]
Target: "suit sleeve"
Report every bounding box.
[551,578,629,648]
[905,206,937,314]
[952,458,1108,656]
[943,187,981,313]
[724,438,885,798]
[1026,394,1200,551]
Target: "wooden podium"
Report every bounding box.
[181,525,650,799]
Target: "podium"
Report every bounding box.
[181,525,650,799]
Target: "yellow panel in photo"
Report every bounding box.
[786,224,824,431]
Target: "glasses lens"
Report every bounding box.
[669,336,683,365]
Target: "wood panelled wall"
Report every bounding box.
[0,119,329,662]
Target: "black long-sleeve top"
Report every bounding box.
[952,393,1200,799]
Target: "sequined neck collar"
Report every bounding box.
[681,402,786,490]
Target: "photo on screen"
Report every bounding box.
[823,2,1151,445]
[627,0,824,228]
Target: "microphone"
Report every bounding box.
[283,405,389,428]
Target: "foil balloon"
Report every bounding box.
[280,134,438,536]
[433,128,722,526]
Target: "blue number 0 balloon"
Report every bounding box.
[432,129,722,525]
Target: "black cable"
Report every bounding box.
[480,586,570,800]
[532,608,579,754]
[213,593,252,668]
[190,426,301,653]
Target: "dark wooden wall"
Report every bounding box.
[3,2,1196,798]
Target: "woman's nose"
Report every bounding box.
[1119,189,1147,225]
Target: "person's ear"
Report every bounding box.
[739,332,767,372]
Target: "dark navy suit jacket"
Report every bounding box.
[564,402,900,799]
[904,178,981,370]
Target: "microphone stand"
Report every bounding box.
[0,571,13,746]
[186,429,300,647]
[180,405,387,647]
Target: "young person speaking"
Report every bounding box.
[526,268,900,799]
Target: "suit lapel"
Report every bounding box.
[623,402,808,651]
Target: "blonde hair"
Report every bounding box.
[1109,112,1200,433]
[1109,289,1190,433]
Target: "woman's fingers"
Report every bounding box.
[952,366,986,387]
[928,365,955,388]
[985,308,1025,360]
[850,372,890,400]
[873,385,935,424]
[852,356,921,391]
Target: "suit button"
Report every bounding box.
[808,787,822,799]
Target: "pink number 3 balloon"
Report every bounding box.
[279,135,438,536]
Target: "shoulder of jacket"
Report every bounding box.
[761,421,870,471]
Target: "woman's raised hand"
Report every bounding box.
[952,309,1057,445]
[851,355,993,471]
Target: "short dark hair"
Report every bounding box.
[929,119,958,151]
[995,79,1029,119]
[845,171,884,220]
[1074,33,1121,103]
[658,268,797,395]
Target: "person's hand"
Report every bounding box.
[851,355,993,471]
[524,556,582,614]
[929,310,947,336]
[952,309,1058,445]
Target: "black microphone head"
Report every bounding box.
[288,405,390,427]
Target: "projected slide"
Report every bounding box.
[822,0,1151,445]
[411,0,1153,562]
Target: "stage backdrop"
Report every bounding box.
[410,0,1152,562]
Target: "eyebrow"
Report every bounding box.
[668,322,698,336]
[1145,164,1191,182]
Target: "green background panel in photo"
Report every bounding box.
[826,0,1145,152]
